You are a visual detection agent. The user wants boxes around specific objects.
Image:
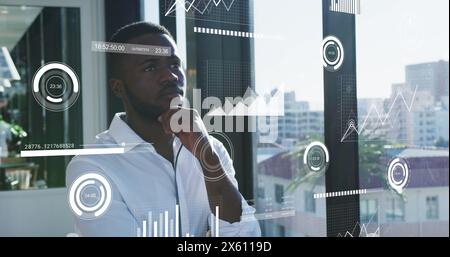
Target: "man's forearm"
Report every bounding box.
[201,149,242,223]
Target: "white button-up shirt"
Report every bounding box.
[66,113,261,237]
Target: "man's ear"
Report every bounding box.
[109,78,125,98]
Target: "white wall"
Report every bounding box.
[0,188,74,236]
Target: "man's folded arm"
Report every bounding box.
[209,139,262,237]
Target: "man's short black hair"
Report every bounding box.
[110,21,173,44]
[108,22,174,79]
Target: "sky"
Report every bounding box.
[254,0,449,110]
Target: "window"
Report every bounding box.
[360,199,378,224]
[278,225,286,237]
[0,5,82,190]
[304,191,316,213]
[200,0,448,237]
[426,196,439,220]
[252,0,325,237]
[165,0,447,237]
[257,187,265,199]
[275,184,284,204]
[386,198,405,222]
[356,0,449,236]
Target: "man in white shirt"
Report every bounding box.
[66,22,261,237]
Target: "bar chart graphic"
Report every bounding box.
[329,0,361,15]
[135,205,221,237]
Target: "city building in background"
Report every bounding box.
[277,91,324,146]
[406,60,449,104]
[256,59,449,237]
[390,61,449,147]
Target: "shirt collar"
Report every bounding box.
[108,112,183,155]
[108,112,151,151]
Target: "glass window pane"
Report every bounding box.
[426,196,439,220]
[253,0,325,237]
[0,5,82,191]
[356,0,449,237]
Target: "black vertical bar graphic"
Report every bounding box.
[322,0,360,237]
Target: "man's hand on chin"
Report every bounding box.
[158,101,243,223]
[158,106,220,172]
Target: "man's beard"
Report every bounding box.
[123,83,165,121]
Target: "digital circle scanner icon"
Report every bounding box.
[304,141,330,173]
[322,35,344,72]
[68,173,112,220]
[32,62,80,112]
[387,158,410,194]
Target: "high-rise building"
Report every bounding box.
[405,60,449,103]
[412,105,449,146]
[389,77,449,147]
[277,91,324,145]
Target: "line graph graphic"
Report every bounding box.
[340,85,418,142]
[337,223,380,237]
[165,0,236,16]
[337,212,380,237]
[164,0,249,25]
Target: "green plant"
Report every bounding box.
[8,122,28,155]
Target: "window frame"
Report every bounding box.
[386,198,405,222]
[426,196,439,220]
[304,191,317,213]
[360,199,378,224]
[275,184,284,204]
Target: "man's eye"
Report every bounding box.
[144,66,157,72]
[170,63,181,69]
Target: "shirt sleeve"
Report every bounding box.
[66,158,138,237]
[208,138,262,237]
